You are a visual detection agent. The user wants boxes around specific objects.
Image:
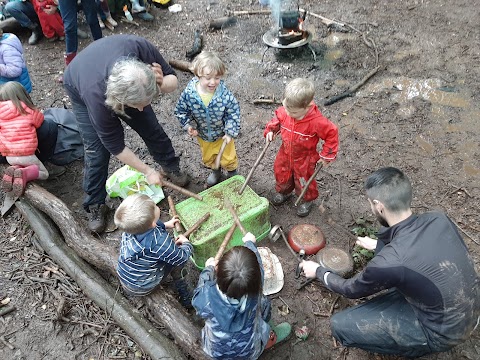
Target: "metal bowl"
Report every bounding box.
[287,224,326,255]
[316,246,354,277]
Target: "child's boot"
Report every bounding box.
[226,169,238,178]
[130,0,146,13]
[174,278,193,309]
[12,165,39,197]
[1,165,20,192]
[265,322,291,349]
[206,169,222,186]
[297,201,313,217]
[271,192,291,206]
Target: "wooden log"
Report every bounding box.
[0,17,20,31]
[169,59,193,73]
[21,184,209,360]
[16,200,186,360]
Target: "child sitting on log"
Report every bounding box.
[192,232,291,359]
[174,51,241,186]
[264,78,339,217]
[114,193,193,308]
[0,81,49,196]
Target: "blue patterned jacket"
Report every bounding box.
[174,78,240,142]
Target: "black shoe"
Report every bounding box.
[161,169,190,187]
[206,169,222,186]
[44,163,66,178]
[174,278,193,309]
[271,192,291,206]
[28,25,42,45]
[226,169,238,178]
[297,202,313,217]
[88,204,109,233]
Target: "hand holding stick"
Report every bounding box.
[224,199,247,235]
[214,140,228,170]
[214,223,237,262]
[294,163,323,206]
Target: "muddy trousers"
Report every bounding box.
[64,84,180,211]
[331,290,433,358]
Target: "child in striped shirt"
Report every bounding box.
[114,193,193,308]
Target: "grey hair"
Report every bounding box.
[105,58,159,116]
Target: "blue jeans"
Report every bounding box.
[58,0,102,54]
[63,83,180,211]
[331,290,433,357]
[4,1,39,29]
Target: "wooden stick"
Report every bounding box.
[168,59,193,74]
[214,140,228,170]
[295,163,323,206]
[239,141,271,195]
[253,98,281,105]
[299,8,345,27]
[224,199,246,235]
[230,9,271,16]
[167,196,183,233]
[214,223,237,262]
[0,304,16,317]
[183,212,210,238]
[162,179,202,201]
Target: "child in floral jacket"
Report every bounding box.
[174,51,240,186]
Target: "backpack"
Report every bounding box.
[44,108,84,166]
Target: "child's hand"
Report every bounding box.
[187,126,198,137]
[317,158,328,166]
[242,232,256,243]
[150,62,164,87]
[222,134,232,144]
[43,4,57,14]
[164,216,179,229]
[175,234,190,245]
[205,257,217,268]
[265,131,274,143]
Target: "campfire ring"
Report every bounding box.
[262,29,316,62]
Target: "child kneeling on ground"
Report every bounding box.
[264,78,339,217]
[114,193,193,308]
[192,232,291,359]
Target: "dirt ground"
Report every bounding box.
[1,0,479,359]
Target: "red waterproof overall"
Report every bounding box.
[264,104,339,202]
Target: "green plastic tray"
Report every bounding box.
[174,175,271,268]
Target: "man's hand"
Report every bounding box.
[164,216,179,229]
[175,234,190,246]
[187,126,198,137]
[242,232,256,243]
[150,62,164,87]
[265,131,274,143]
[222,134,232,144]
[299,260,320,278]
[356,236,377,251]
[205,257,217,268]
[144,168,163,186]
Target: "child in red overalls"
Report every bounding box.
[32,0,65,42]
[264,78,339,217]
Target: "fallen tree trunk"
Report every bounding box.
[169,59,193,73]
[16,200,186,360]
[22,184,208,360]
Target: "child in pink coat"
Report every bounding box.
[0,82,49,196]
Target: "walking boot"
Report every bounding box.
[130,0,146,13]
[174,278,193,309]
[296,201,313,217]
[87,204,109,233]
[28,24,42,45]
[12,165,39,197]
[160,169,190,187]
[271,192,291,206]
[206,169,222,186]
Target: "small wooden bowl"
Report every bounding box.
[287,224,326,255]
[316,246,354,277]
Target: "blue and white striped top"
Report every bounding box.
[116,221,193,295]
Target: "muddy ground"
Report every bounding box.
[1,0,479,359]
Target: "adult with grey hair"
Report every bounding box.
[300,167,479,357]
[63,34,189,233]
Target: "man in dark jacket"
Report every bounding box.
[63,34,189,233]
[301,167,479,357]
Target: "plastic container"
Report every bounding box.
[174,175,271,268]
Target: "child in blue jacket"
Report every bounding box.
[114,193,193,308]
[192,233,291,359]
[174,51,240,186]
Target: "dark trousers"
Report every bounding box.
[0,117,58,164]
[64,84,179,211]
[331,290,432,358]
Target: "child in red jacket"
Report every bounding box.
[32,0,65,41]
[264,78,339,217]
[0,81,49,196]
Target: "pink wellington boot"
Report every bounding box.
[12,165,39,197]
[1,165,21,192]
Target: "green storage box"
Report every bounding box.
[174,175,271,268]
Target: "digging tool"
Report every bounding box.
[294,162,323,207]
[183,212,210,238]
[167,196,184,233]
[268,225,298,260]
[214,223,237,262]
[161,179,203,201]
[214,139,228,170]
[224,199,246,235]
[239,140,271,195]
